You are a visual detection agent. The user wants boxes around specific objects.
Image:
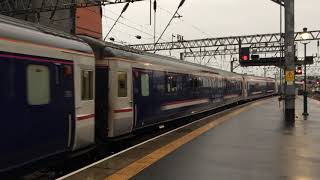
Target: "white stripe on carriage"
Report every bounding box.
[224,94,240,99]
[161,99,209,111]
[252,91,263,95]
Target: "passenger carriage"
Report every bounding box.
[244,75,276,100]
[82,36,248,139]
[0,15,95,173]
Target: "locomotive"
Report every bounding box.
[0,15,276,173]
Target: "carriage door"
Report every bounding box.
[133,69,153,128]
[74,60,95,150]
[243,77,248,98]
[109,61,133,137]
[95,66,109,139]
[24,63,72,160]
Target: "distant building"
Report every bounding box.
[0,0,102,39]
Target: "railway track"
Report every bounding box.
[310,93,320,101]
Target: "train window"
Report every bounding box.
[198,78,203,88]
[118,71,127,97]
[192,78,197,89]
[141,74,150,97]
[166,75,177,93]
[81,70,94,100]
[204,78,208,87]
[27,65,50,105]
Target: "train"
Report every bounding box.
[0,15,276,174]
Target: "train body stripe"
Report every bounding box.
[0,53,74,65]
[163,98,211,106]
[251,91,263,95]
[224,94,241,99]
[114,108,133,113]
[77,114,95,121]
[161,98,209,111]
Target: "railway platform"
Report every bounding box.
[58,96,320,180]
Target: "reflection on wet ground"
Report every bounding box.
[133,97,320,180]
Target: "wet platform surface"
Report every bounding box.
[59,97,320,180]
[133,97,320,180]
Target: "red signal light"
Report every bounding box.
[296,66,302,75]
[240,47,250,62]
[242,55,249,61]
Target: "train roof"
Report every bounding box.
[80,35,243,78]
[0,15,92,54]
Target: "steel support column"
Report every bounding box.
[303,43,309,117]
[284,0,295,122]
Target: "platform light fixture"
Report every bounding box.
[300,27,311,117]
[301,28,312,42]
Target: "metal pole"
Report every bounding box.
[284,0,295,122]
[303,43,309,116]
[280,3,283,96]
[150,0,152,25]
[104,2,130,41]
[153,0,157,48]
[238,38,242,61]
[154,0,185,52]
[231,59,234,72]
[154,10,156,45]
[104,14,121,40]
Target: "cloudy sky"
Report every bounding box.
[102,0,320,75]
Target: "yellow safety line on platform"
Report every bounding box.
[105,100,266,180]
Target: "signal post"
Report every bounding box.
[239,0,296,122]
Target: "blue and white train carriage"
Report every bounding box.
[82,36,246,139]
[0,16,95,172]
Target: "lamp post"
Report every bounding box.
[301,27,311,117]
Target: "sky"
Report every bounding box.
[102,0,320,76]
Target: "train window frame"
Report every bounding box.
[166,75,177,93]
[141,73,150,97]
[27,64,51,105]
[81,70,94,101]
[193,77,199,90]
[117,71,128,97]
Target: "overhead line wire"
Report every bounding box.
[157,5,214,38]
[82,7,171,41]
[105,9,172,40]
